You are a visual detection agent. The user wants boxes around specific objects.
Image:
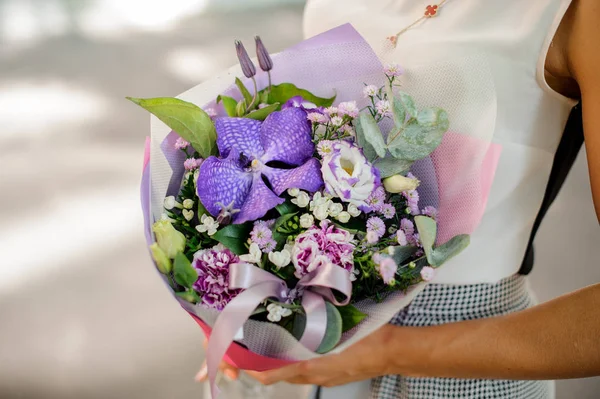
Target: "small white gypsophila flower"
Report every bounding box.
[195,214,219,236]
[239,243,262,264]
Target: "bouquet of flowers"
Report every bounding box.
[133,24,499,398]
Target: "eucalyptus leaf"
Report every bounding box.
[245,103,280,121]
[392,98,407,128]
[390,245,418,265]
[430,234,470,267]
[387,119,445,161]
[265,83,335,107]
[217,95,238,117]
[316,302,343,354]
[175,289,200,304]
[354,116,378,161]
[212,223,252,255]
[417,107,450,130]
[374,157,414,179]
[336,304,367,333]
[358,112,387,158]
[173,252,198,289]
[127,97,217,158]
[235,77,254,107]
[414,216,437,263]
[396,91,417,118]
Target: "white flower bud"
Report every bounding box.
[336,211,351,223]
[182,209,194,221]
[313,203,330,221]
[287,188,300,197]
[383,175,420,193]
[291,191,310,208]
[328,202,343,217]
[183,199,195,209]
[163,196,181,210]
[347,203,361,217]
[299,214,315,228]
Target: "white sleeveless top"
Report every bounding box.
[303,0,577,284]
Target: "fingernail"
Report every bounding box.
[194,364,207,382]
[224,369,238,381]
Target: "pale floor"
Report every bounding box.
[0,1,599,398]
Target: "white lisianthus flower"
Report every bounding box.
[195,214,219,236]
[321,141,380,209]
[183,199,195,209]
[266,303,293,322]
[299,213,315,228]
[328,202,343,217]
[291,191,310,208]
[347,203,361,217]
[240,243,262,264]
[336,211,351,223]
[152,220,186,258]
[268,249,292,269]
[287,188,300,197]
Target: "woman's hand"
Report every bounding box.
[195,338,240,382]
[246,324,398,387]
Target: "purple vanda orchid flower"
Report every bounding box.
[197,107,324,224]
[282,96,322,113]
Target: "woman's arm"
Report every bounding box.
[250,283,600,387]
[569,0,600,219]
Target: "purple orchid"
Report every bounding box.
[282,96,321,113]
[197,107,324,224]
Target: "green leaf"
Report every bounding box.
[235,99,247,117]
[414,216,437,265]
[387,119,445,161]
[127,97,217,158]
[266,83,335,107]
[390,245,418,265]
[430,234,470,267]
[217,95,238,117]
[396,91,417,118]
[374,157,414,179]
[173,252,198,289]
[316,302,343,354]
[336,304,367,333]
[417,107,450,131]
[212,223,252,255]
[235,77,253,106]
[357,112,387,158]
[175,289,200,304]
[197,200,208,219]
[354,116,378,161]
[245,103,280,121]
[276,201,297,216]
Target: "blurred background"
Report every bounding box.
[0,0,598,398]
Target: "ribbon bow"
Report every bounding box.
[206,262,352,398]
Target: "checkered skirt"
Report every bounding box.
[369,274,554,399]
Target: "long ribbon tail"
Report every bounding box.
[206,280,283,399]
[298,291,327,351]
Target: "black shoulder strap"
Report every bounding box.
[519,103,584,275]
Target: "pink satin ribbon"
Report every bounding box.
[206,262,352,398]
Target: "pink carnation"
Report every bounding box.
[192,245,242,310]
[291,220,355,278]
